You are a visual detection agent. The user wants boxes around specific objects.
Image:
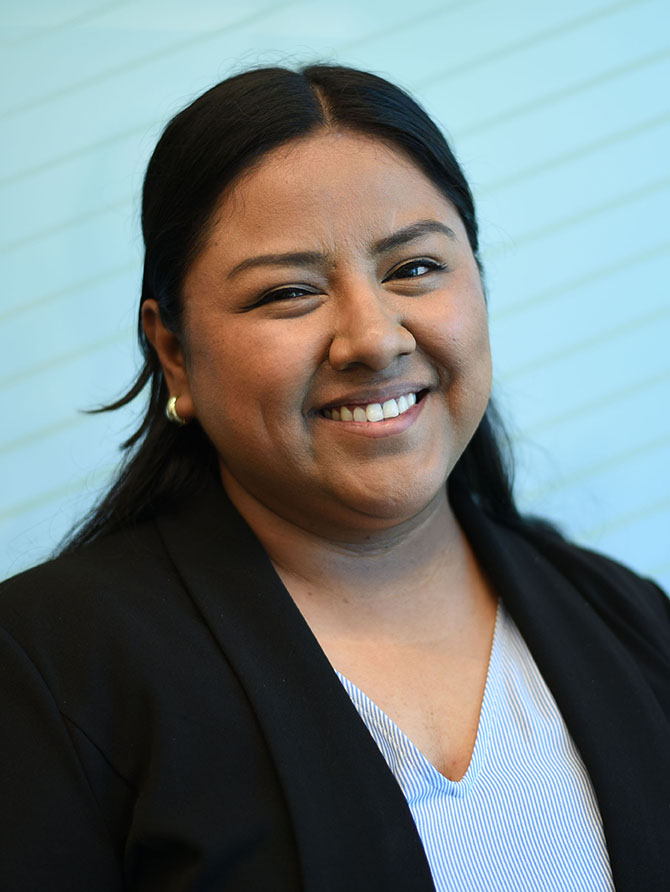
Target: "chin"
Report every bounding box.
[335,474,447,528]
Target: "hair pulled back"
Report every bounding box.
[62,63,524,552]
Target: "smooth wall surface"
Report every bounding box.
[1,0,668,586]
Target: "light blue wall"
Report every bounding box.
[1,0,668,586]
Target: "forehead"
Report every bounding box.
[204,131,465,256]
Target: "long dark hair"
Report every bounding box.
[60,63,537,553]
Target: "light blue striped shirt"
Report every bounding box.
[337,602,614,891]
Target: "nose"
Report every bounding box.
[328,286,416,371]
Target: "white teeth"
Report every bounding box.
[382,399,399,419]
[324,392,420,423]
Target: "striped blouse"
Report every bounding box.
[337,602,615,891]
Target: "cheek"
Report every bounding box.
[420,295,491,381]
[465,308,493,382]
[184,325,313,446]
[454,313,492,409]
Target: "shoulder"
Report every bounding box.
[0,509,250,771]
[0,519,173,630]
[0,485,254,675]
[456,488,669,632]
[519,525,670,633]
[455,490,669,663]
[501,520,670,713]
[461,501,670,725]
[0,518,200,702]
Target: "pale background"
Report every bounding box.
[1,0,668,587]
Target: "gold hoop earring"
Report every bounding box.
[165,395,189,426]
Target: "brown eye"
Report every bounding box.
[385,259,447,281]
[252,286,320,308]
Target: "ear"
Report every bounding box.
[142,299,196,422]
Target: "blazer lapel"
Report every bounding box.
[156,484,435,892]
[454,493,670,892]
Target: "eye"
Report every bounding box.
[248,285,320,309]
[384,258,447,281]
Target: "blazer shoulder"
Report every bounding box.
[455,488,669,636]
[0,519,180,644]
[533,529,667,616]
[510,524,670,665]
[0,515,221,759]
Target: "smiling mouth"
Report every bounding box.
[321,390,426,423]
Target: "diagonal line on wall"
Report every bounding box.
[525,368,670,438]
[0,260,138,324]
[0,196,131,256]
[0,121,158,188]
[0,465,117,525]
[487,175,670,257]
[412,0,654,93]
[0,327,131,390]
[580,495,670,540]
[649,558,670,579]
[489,241,670,322]
[521,431,670,502]
[502,303,670,381]
[0,413,93,457]
[480,112,670,196]
[337,0,480,53]
[0,0,128,49]
[0,0,305,121]
[457,49,669,140]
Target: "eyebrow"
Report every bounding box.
[371,220,456,254]
[226,219,456,279]
[228,250,326,279]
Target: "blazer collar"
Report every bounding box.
[454,491,670,892]
[156,482,435,892]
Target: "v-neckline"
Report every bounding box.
[336,600,504,795]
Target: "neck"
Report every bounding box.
[221,473,490,643]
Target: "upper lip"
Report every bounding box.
[314,382,432,413]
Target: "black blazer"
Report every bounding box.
[1,482,668,891]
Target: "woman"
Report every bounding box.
[0,64,668,892]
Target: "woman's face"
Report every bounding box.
[152,131,492,538]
